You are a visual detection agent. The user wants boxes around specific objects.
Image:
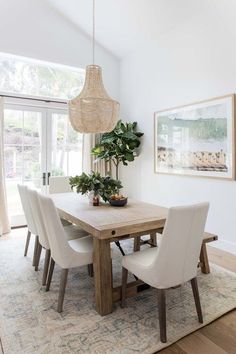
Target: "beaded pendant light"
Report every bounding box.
[69,0,119,133]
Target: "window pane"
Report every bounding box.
[4,109,23,145]
[51,113,83,176]
[23,111,42,145]
[5,179,22,218]
[0,53,85,100]
[4,145,23,178]
[23,146,41,180]
[4,107,43,225]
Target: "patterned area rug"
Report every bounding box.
[0,231,236,354]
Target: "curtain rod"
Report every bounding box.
[0,93,68,105]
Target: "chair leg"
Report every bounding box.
[121,267,128,308]
[46,258,55,292]
[57,268,69,313]
[87,264,94,277]
[115,241,126,256]
[191,277,203,323]
[32,235,39,267]
[35,243,42,271]
[157,289,167,343]
[42,249,51,286]
[24,230,31,256]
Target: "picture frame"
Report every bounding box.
[154,94,236,179]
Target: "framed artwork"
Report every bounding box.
[154,94,236,179]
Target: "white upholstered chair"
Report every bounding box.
[27,188,91,281]
[48,176,73,226]
[121,202,209,343]
[48,176,71,194]
[38,194,94,312]
[27,189,51,281]
[17,184,39,266]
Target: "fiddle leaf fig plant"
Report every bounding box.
[69,171,122,202]
[92,120,144,180]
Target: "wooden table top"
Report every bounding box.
[51,193,168,239]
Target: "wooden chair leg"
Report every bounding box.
[157,289,167,343]
[42,249,51,286]
[87,264,94,277]
[134,236,141,252]
[24,230,31,256]
[199,243,210,274]
[191,277,203,323]
[121,267,128,308]
[46,258,55,292]
[57,268,69,313]
[35,243,42,271]
[32,235,39,267]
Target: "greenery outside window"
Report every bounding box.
[0,52,85,100]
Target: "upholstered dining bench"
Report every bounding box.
[134,230,218,274]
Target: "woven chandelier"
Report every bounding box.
[69,0,119,133]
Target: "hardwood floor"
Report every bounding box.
[159,245,236,354]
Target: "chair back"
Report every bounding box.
[17,184,37,234]
[49,176,71,194]
[27,189,50,250]
[152,202,209,288]
[37,193,74,268]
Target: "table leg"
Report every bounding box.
[199,243,210,274]
[93,238,113,316]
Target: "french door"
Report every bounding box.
[3,100,83,227]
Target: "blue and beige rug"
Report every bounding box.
[0,230,236,354]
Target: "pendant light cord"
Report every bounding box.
[92,0,95,65]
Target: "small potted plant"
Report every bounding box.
[69,171,122,206]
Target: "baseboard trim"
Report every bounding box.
[210,239,236,255]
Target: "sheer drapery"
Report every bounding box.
[82,134,112,176]
[0,98,10,234]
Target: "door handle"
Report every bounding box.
[47,172,51,185]
[42,172,46,186]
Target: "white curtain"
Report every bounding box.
[0,98,10,234]
[82,133,112,176]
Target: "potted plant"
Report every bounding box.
[91,120,144,180]
[69,171,122,206]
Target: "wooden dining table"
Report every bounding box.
[50,192,168,316]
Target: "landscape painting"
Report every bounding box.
[154,95,235,179]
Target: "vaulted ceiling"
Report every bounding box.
[46,0,212,59]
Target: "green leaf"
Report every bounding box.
[121,132,137,140]
[129,140,140,149]
[91,146,102,155]
[124,152,135,161]
[135,132,144,138]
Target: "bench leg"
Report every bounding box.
[150,232,157,247]
[200,243,210,274]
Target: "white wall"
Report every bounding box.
[120,1,236,251]
[0,0,119,99]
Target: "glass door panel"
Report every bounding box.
[50,112,83,177]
